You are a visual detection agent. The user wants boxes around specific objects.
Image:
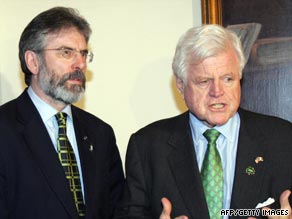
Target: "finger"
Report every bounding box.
[279,190,291,210]
[160,198,188,219]
[161,197,172,217]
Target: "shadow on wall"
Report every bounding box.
[130,58,187,128]
[0,76,17,104]
[170,77,187,113]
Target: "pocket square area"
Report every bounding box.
[255,197,275,208]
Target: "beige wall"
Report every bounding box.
[0,0,202,163]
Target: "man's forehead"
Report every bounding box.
[45,28,87,47]
[191,62,239,74]
[46,28,81,39]
[189,48,240,73]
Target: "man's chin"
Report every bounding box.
[204,118,230,128]
[51,89,84,105]
[67,83,85,92]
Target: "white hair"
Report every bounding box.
[172,24,245,83]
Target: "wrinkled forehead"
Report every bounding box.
[189,50,241,77]
[44,27,87,47]
[45,27,84,39]
[193,63,240,75]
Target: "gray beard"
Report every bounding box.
[39,69,86,105]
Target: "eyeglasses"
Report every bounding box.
[40,47,94,63]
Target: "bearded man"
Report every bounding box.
[0,7,124,219]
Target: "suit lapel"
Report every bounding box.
[71,110,96,197]
[17,91,78,218]
[231,111,267,211]
[166,113,210,219]
[71,108,102,217]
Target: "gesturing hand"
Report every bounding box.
[159,197,188,219]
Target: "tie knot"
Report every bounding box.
[203,129,220,144]
[55,112,67,126]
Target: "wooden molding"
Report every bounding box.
[201,0,222,25]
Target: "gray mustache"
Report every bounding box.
[68,71,86,81]
[59,71,86,84]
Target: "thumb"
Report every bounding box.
[160,197,172,219]
[279,189,291,210]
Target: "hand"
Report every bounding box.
[159,197,188,219]
[248,190,291,219]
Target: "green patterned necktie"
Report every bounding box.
[201,129,223,219]
[55,112,85,217]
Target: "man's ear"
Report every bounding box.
[175,76,184,95]
[25,50,40,75]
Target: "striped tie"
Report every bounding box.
[55,112,85,217]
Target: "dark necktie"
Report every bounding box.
[55,112,85,217]
[201,129,223,219]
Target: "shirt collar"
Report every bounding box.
[27,86,72,122]
[189,111,240,142]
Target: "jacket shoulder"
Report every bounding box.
[239,108,292,126]
[71,105,114,131]
[239,108,292,137]
[133,112,189,137]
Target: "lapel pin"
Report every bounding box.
[255,156,264,164]
[245,166,255,175]
[89,144,94,152]
[83,136,88,140]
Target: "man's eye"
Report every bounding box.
[198,80,208,85]
[80,51,88,57]
[224,77,233,82]
[63,49,73,56]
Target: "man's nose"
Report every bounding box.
[71,53,86,70]
[209,80,224,97]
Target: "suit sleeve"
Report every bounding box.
[106,126,125,218]
[114,134,154,219]
[0,126,13,219]
[0,154,8,219]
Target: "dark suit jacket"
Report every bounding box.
[115,109,292,219]
[0,90,124,219]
